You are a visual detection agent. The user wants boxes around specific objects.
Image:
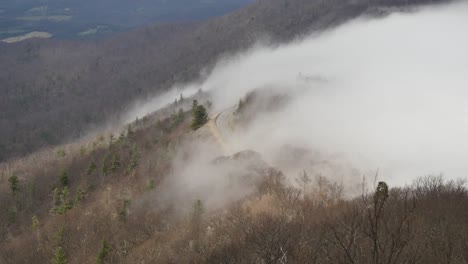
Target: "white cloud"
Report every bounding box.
[134,1,468,187]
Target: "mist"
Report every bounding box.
[135,1,468,188]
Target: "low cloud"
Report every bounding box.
[133,1,468,188]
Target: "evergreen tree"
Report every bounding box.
[127,125,134,140]
[51,247,67,264]
[118,131,125,144]
[31,215,39,230]
[178,108,184,119]
[56,149,66,158]
[193,199,205,219]
[96,239,110,264]
[191,100,198,114]
[87,161,96,175]
[375,181,389,204]
[191,199,205,242]
[8,174,19,195]
[59,171,69,187]
[74,187,86,207]
[108,134,115,147]
[56,187,72,214]
[110,154,120,173]
[128,145,139,172]
[191,105,208,130]
[79,146,86,156]
[171,108,185,127]
[101,155,108,176]
[51,187,60,210]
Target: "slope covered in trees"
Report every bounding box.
[0,0,450,162]
[1,98,468,263]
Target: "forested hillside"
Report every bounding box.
[2,95,468,263]
[0,0,450,163]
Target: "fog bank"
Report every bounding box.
[139,2,468,187]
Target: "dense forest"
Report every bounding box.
[1,98,468,263]
[0,0,450,163]
[1,0,463,263]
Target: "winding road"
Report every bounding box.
[208,106,236,154]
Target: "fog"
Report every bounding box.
[137,1,468,190]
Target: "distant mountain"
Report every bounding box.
[0,0,254,39]
[0,0,450,162]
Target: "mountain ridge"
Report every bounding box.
[0,0,450,162]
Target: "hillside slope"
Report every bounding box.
[2,96,468,263]
[0,0,450,162]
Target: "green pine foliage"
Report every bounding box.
[79,146,86,156]
[96,239,110,264]
[8,174,19,195]
[31,215,39,230]
[51,247,67,264]
[191,105,208,130]
[101,155,109,176]
[171,108,185,127]
[108,134,115,147]
[110,154,121,173]
[87,161,97,175]
[127,125,135,141]
[56,149,66,158]
[118,131,126,144]
[119,199,131,220]
[74,187,86,207]
[59,171,69,187]
[128,145,139,172]
[191,99,198,114]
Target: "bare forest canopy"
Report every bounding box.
[0,0,450,162]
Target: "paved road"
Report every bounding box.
[208,106,235,154]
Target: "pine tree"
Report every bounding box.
[110,154,120,173]
[74,187,86,207]
[191,100,198,114]
[31,215,39,230]
[51,247,67,264]
[108,134,115,147]
[59,171,69,187]
[96,239,110,264]
[8,174,19,195]
[128,145,138,172]
[118,131,125,144]
[171,108,185,127]
[191,199,205,242]
[79,146,86,156]
[193,199,205,219]
[127,125,134,140]
[56,187,72,214]
[206,100,212,109]
[101,155,108,176]
[56,149,66,158]
[87,161,96,175]
[296,170,311,199]
[191,105,208,130]
[375,181,389,204]
[178,108,184,119]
